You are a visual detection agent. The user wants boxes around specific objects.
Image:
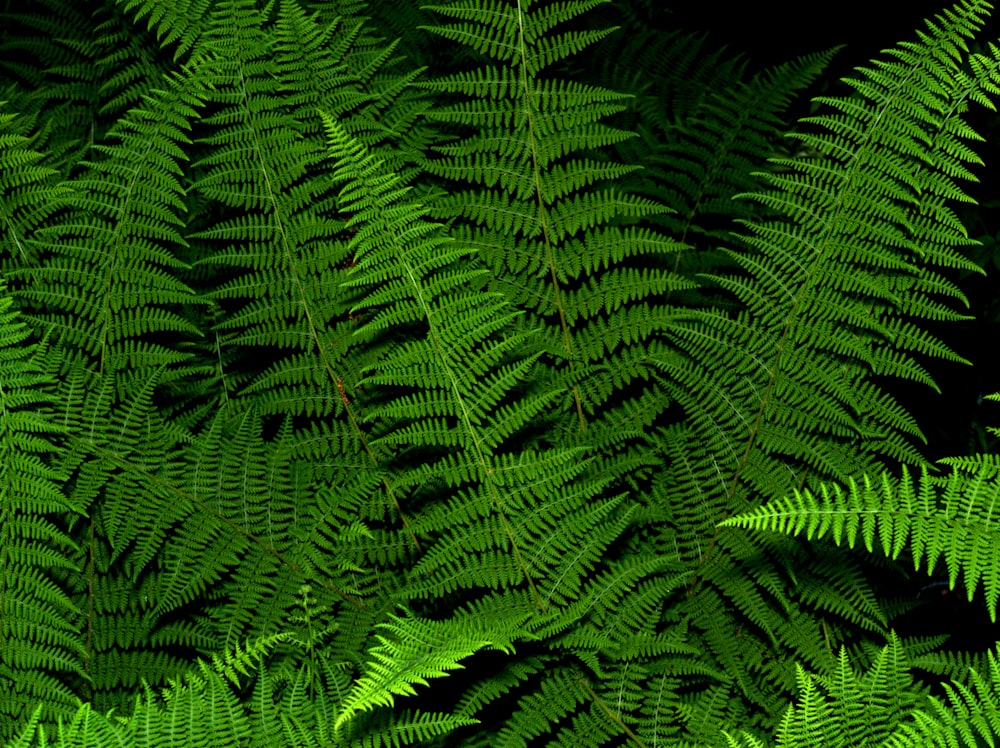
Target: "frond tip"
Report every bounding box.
[334,612,523,730]
[722,458,1000,621]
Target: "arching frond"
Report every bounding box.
[0,286,82,741]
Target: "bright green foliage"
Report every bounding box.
[334,612,523,730]
[4,0,1000,746]
[724,455,1000,622]
[723,635,1000,747]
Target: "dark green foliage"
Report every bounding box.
[4,0,1000,746]
[0,289,82,734]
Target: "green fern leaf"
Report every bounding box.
[334,612,521,731]
[0,286,83,741]
[419,0,687,463]
[723,456,1000,622]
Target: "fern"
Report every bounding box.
[0,0,104,173]
[650,0,1000,735]
[334,612,520,731]
[323,110,612,612]
[724,636,1000,747]
[591,26,835,251]
[0,287,82,741]
[418,0,689,469]
[4,0,1000,746]
[9,64,202,376]
[723,455,1000,622]
[0,104,72,274]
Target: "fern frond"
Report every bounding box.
[419,0,687,463]
[723,456,1000,622]
[326,112,585,612]
[0,286,83,742]
[6,636,286,748]
[0,103,73,274]
[594,26,835,253]
[727,635,1000,748]
[664,0,1000,527]
[722,634,921,748]
[0,0,103,172]
[11,64,204,380]
[117,0,213,62]
[4,1,1000,746]
[648,2,1000,732]
[886,649,1000,748]
[334,611,521,731]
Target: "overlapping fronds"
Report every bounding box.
[723,635,1000,748]
[723,455,1000,622]
[653,0,1000,733]
[419,0,689,473]
[9,63,203,379]
[0,288,82,742]
[594,27,835,247]
[0,0,103,172]
[334,612,521,730]
[5,637,282,748]
[2,0,1000,746]
[663,0,1000,515]
[188,0,433,428]
[55,364,209,714]
[0,103,74,313]
[118,0,213,62]
[325,112,611,613]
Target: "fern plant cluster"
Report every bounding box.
[3,0,1000,745]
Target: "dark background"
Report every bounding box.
[674,1,1000,456]
[667,0,1000,648]
[665,1,977,68]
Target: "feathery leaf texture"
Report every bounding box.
[723,455,1000,622]
[2,0,1000,746]
[0,287,81,742]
